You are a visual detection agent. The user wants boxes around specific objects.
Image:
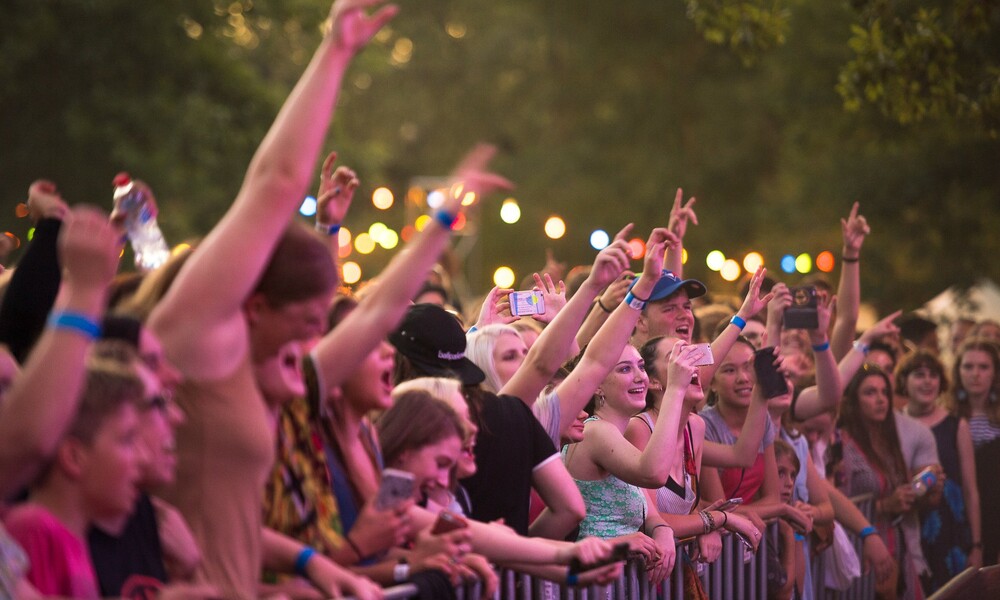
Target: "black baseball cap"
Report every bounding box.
[389,304,485,386]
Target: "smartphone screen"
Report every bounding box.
[510,291,545,316]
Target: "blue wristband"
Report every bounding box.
[624,291,646,311]
[730,315,747,330]
[812,340,830,352]
[566,572,579,586]
[859,526,877,540]
[295,547,316,576]
[315,222,341,236]
[433,210,457,230]
[48,311,102,341]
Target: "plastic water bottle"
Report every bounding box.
[911,467,938,497]
[112,173,170,271]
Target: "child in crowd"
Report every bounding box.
[3,358,144,597]
[774,439,807,600]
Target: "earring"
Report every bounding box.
[596,391,606,408]
[957,389,968,402]
[990,391,998,404]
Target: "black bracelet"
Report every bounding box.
[629,289,651,303]
[841,255,860,263]
[651,523,672,535]
[596,298,613,313]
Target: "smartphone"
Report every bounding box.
[509,290,545,317]
[691,343,714,367]
[430,509,468,535]
[568,542,631,575]
[753,347,788,399]
[784,286,819,329]
[716,497,743,512]
[374,468,415,511]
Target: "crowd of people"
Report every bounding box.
[1,1,998,599]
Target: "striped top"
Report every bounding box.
[968,414,1000,448]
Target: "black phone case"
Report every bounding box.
[754,347,788,399]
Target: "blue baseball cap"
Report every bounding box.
[630,270,707,302]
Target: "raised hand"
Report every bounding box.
[736,266,774,321]
[473,286,517,329]
[530,272,567,324]
[441,143,514,216]
[316,152,359,228]
[587,224,633,290]
[641,227,679,279]
[667,188,698,241]
[858,310,902,345]
[840,201,870,259]
[26,179,68,223]
[59,206,122,293]
[329,0,399,54]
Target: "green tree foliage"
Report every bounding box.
[0,0,997,313]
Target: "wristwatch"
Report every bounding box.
[393,558,411,583]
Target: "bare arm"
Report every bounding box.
[830,202,869,360]
[957,418,983,566]
[149,0,397,380]
[703,267,773,388]
[528,458,586,540]
[575,273,633,349]
[665,188,697,278]
[500,225,633,406]
[0,208,119,498]
[261,527,382,600]
[701,382,770,469]
[787,295,843,421]
[315,145,509,389]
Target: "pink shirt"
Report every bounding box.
[3,504,99,598]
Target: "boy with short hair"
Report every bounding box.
[3,358,144,597]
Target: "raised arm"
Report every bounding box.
[585,340,697,488]
[701,380,771,468]
[704,266,773,389]
[314,145,510,389]
[830,202,869,360]
[546,229,670,439]
[0,180,69,363]
[0,207,120,498]
[149,0,397,379]
[499,224,633,406]
[665,188,697,277]
[837,310,901,384]
[575,272,634,349]
[781,294,844,421]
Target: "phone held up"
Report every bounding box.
[509,290,545,317]
[784,286,818,329]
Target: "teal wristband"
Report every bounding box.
[433,210,457,230]
[48,311,101,341]
[566,572,579,586]
[859,526,877,540]
[812,341,830,352]
[730,315,747,330]
[295,547,316,576]
[624,292,646,310]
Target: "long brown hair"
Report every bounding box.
[376,390,464,468]
[837,365,908,486]
[946,338,1000,424]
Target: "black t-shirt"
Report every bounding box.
[88,493,168,598]
[460,393,558,535]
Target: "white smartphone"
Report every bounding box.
[509,291,545,317]
[374,468,415,511]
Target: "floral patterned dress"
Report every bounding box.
[919,415,971,593]
[563,417,647,540]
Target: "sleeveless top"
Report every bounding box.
[161,357,275,599]
[563,417,647,539]
[635,413,697,515]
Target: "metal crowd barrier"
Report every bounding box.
[348,494,878,600]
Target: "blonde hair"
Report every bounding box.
[465,324,524,393]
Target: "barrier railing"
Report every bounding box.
[348,494,878,600]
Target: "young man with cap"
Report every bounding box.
[632,267,773,394]
[390,303,586,540]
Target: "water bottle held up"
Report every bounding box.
[112,173,170,271]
